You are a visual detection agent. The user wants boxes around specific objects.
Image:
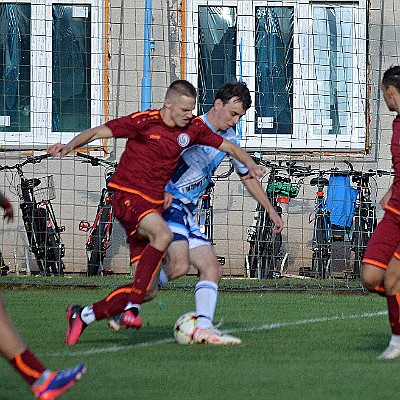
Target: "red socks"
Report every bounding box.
[130,245,164,301]
[93,245,164,320]
[10,348,46,385]
[387,294,400,335]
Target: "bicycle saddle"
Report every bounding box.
[21,178,41,188]
[310,177,329,187]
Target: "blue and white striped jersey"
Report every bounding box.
[165,113,249,208]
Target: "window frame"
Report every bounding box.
[0,0,104,148]
[186,0,367,152]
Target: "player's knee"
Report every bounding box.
[206,264,223,282]
[168,261,190,280]
[213,263,223,281]
[145,286,159,301]
[360,263,382,289]
[197,260,223,282]
[152,228,173,250]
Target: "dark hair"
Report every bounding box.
[215,81,252,111]
[382,66,400,91]
[166,79,197,100]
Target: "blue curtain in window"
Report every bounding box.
[198,6,236,115]
[52,5,90,132]
[0,4,30,132]
[255,7,293,135]
[313,7,353,136]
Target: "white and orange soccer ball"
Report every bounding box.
[173,311,197,345]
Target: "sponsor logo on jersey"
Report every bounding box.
[177,133,190,147]
[180,176,208,193]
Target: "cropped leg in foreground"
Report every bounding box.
[0,297,86,399]
[65,206,171,346]
[362,210,400,359]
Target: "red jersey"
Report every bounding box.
[387,115,400,213]
[105,110,224,201]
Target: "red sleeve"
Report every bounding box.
[189,117,224,148]
[105,113,139,139]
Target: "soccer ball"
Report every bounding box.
[174,311,197,345]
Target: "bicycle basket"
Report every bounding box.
[267,181,299,199]
[18,175,56,202]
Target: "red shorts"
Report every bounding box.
[112,190,164,263]
[362,209,400,269]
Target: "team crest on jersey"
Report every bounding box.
[177,133,190,147]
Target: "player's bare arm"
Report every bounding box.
[164,191,173,210]
[241,177,284,233]
[47,125,113,157]
[380,187,392,209]
[218,139,266,179]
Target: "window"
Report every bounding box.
[0,1,104,148]
[52,5,91,133]
[198,6,237,115]
[186,1,367,151]
[0,4,31,133]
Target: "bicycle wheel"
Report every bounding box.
[28,207,53,275]
[352,207,374,278]
[87,206,111,276]
[33,208,64,276]
[44,227,64,276]
[351,215,364,277]
[246,206,265,278]
[312,214,330,279]
[247,206,281,279]
[87,226,102,276]
[247,235,262,278]
[0,251,8,276]
[259,209,283,279]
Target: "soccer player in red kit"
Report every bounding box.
[47,79,265,345]
[361,66,400,359]
[0,193,86,399]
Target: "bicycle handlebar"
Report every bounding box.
[0,153,51,172]
[315,166,393,179]
[252,154,313,178]
[213,162,235,180]
[76,152,118,169]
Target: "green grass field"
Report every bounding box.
[0,281,398,400]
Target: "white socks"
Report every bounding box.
[124,302,141,312]
[158,268,169,287]
[80,305,96,325]
[390,334,400,347]
[195,280,218,329]
[80,303,141,325]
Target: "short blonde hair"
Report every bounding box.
[165,80,197,100]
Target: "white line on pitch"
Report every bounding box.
[42,310,386,357]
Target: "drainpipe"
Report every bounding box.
[141,0,152,111]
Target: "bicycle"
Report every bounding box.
[246,156,311,279]
[346,162,392,278]
[303,163,363,279]
[77,152,118,276]
[0,153,65,276]
[196,161,235,266]
[302,170,334,279]
[0,250,8,276]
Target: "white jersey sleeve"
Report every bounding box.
[165,114,249,208]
